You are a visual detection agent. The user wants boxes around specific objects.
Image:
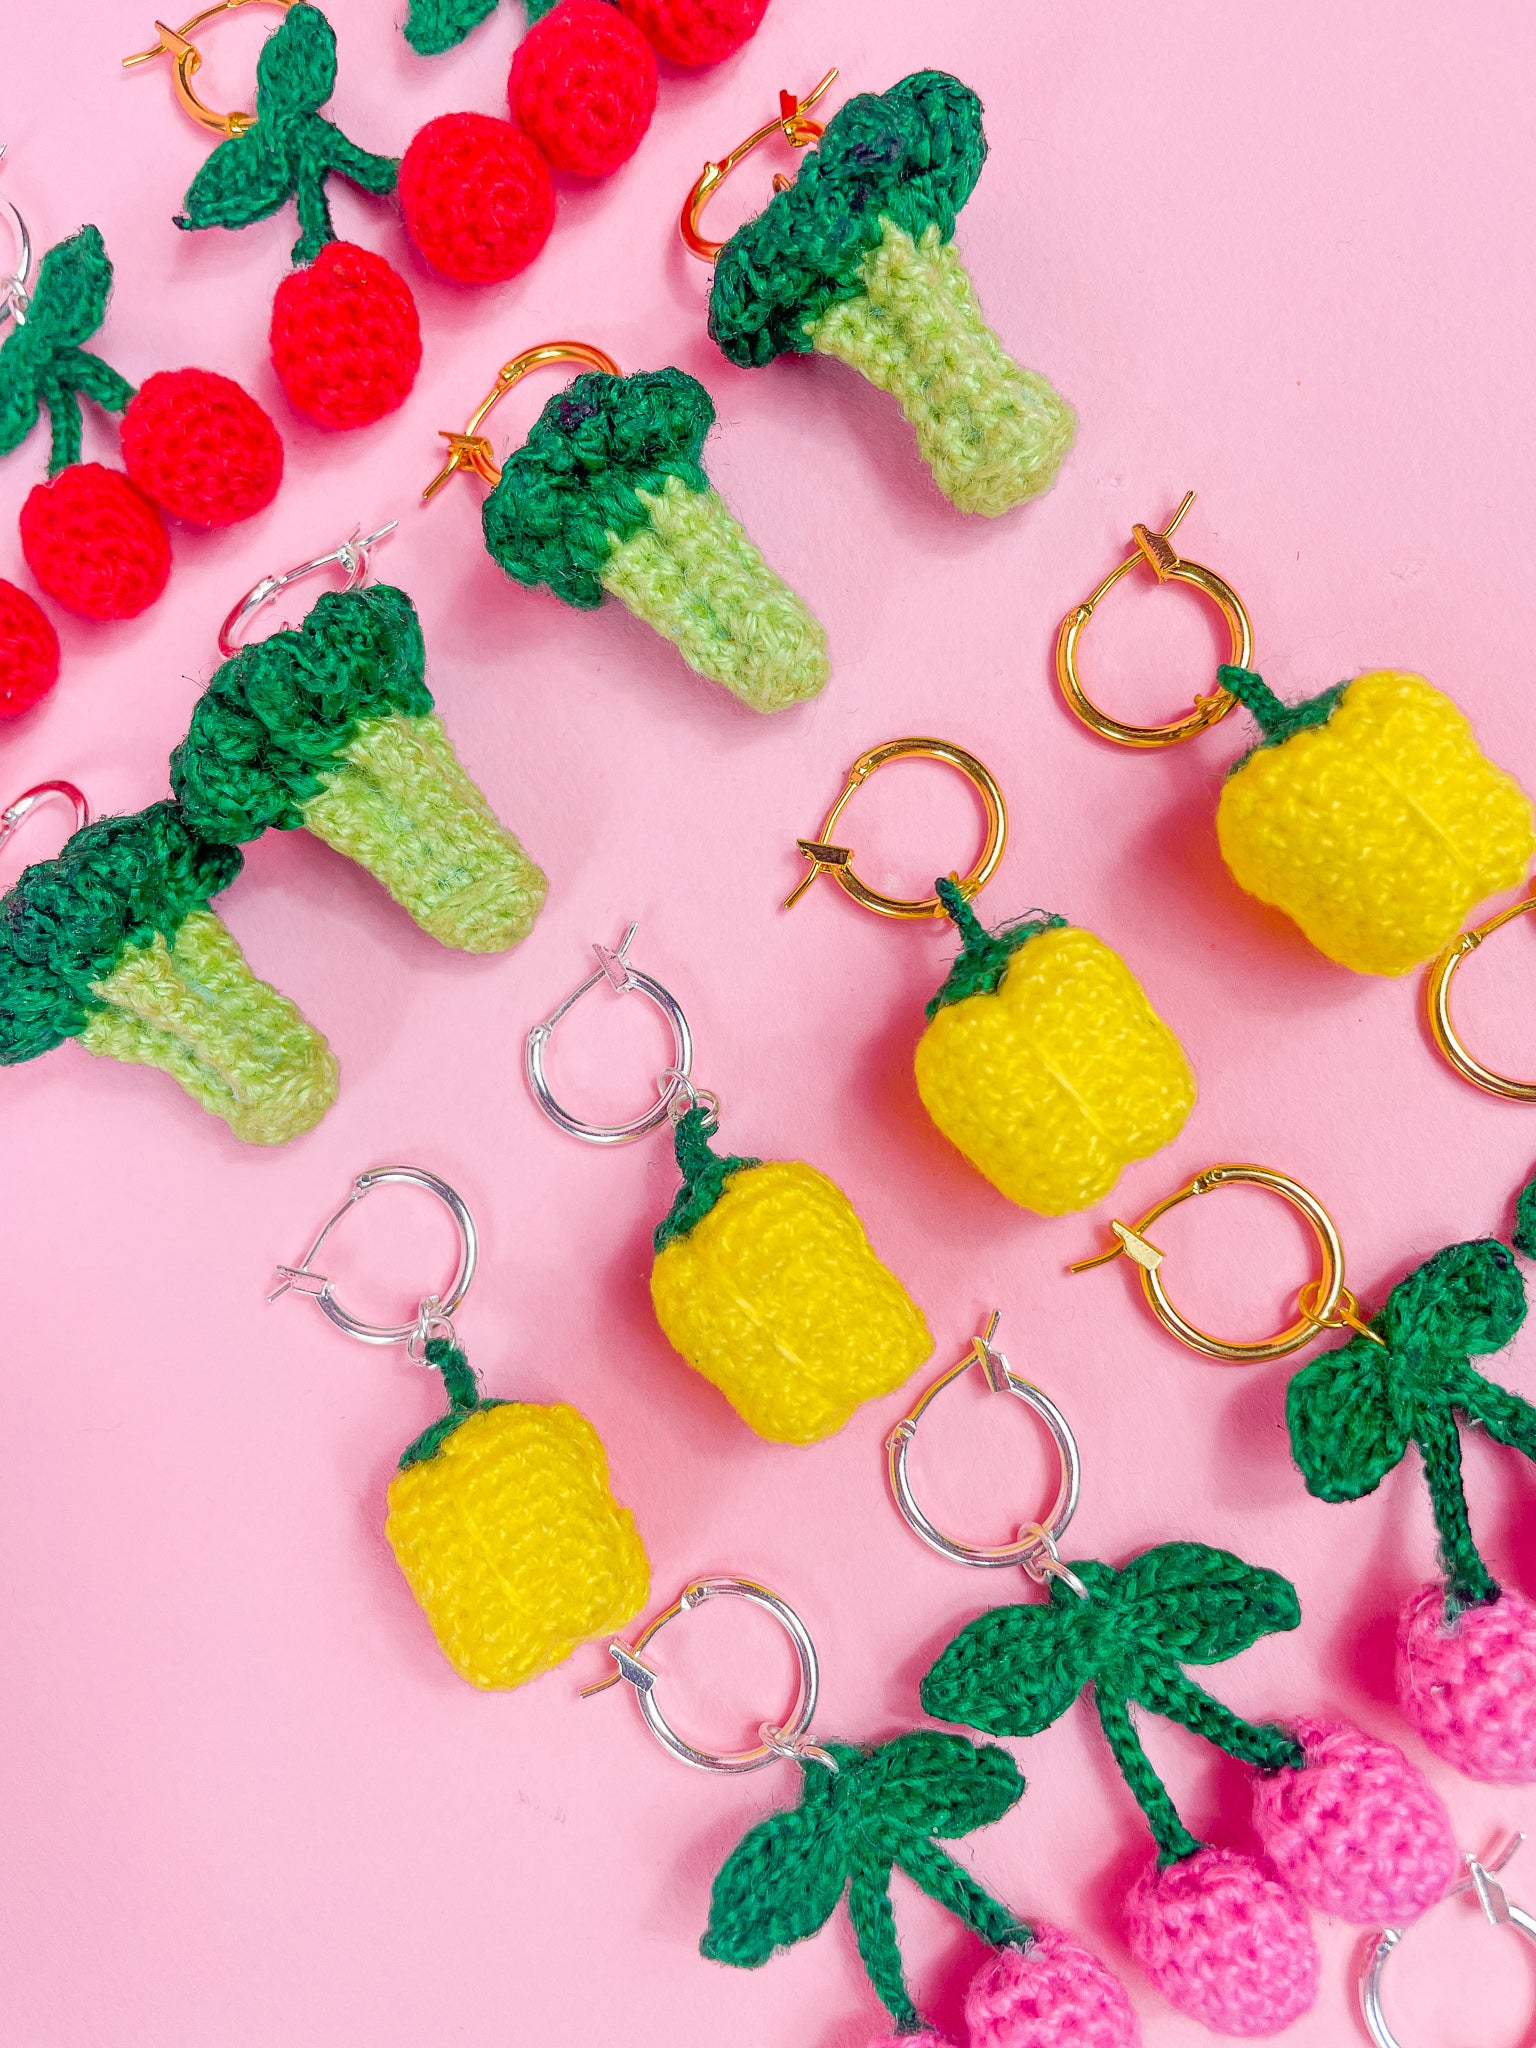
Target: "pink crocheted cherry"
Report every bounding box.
[1397,1582,1536,1781]
[1250,1716,1457,1922]
[1124,1847,1318,2036]
[965,1926,1141,2047]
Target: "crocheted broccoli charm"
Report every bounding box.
[1217,666,1534,975]
[0,225,282,618]
[176,3,420,430]
[0,802,337,1142]
[481,367,829,710]
[923,1541,1455,2035]
[915,878,1195,1215]
[385,1337,649,1690]
[170,584,546,953]
[709,72,1075,518]
[1288,1233,1536,1779]
[649,1105,931,1442]
[705,1729,1139,2047]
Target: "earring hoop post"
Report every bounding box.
[525,926,695,1145]
[0,145,33,330]
[1426,884,1536,1101]
[267,1166,478,1348]
[422,341,621,501]
[122,0,292,137]
[680,70,839,263]
[217,521,397,657]
[0,781,91,866]
[1360,1837,1535,2048]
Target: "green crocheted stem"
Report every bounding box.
[1220,666,1348,763]
[1136,1667,1305,1774]
[300,713,548,952]
[398,1337,510,1469]
[653,1106,761,1252]
[928,875,1065,1018]
[1457,1360,1536,1464]
[811,224,1075,516]
[77,910,337,1144]
[846,1858,921,2033]
[1093,1688,1201,1867]
[896,1837,1032,1950]
[0,226,135,476]
[1414,1398,1500,1611]
[402,0,500,52]
[598,476,830,711]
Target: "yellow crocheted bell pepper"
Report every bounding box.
[914,880,1196,1216]
[1216,666,1534,976]
[385,1340,648,1690]
[650,1108,932,1443]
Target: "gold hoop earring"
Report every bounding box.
[679,72,838,263]
[422,341,621,499]
[123,0,291,138]
[1426,884,1536,1101]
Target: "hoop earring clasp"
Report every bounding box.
[1360,1836,1535,2048]
[525,924,695,1145]
[217,521,398,656]
[1055,493,1254,749]
[0,145,33,329]
[1069,1163,1366,1364]
[1427,883,1536,1101]
[0,782,91,867]
[122,0,292,138]
[680,70,838,264]
[785,737,1007,921]
[422,341,621,500]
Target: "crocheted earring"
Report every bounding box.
[900,1316,1458,2037]
[426,342,829,712]
[270,1167,648,1690]
[786,737,1195,1215]
[168,529,548,953]
[128,1,421,431]
[0,578,60,717]
[1056,496,1535,977]
[398,112,555,286]
[687,70,1076,518]
[585,1573,1140,2048]
[1075,1162,1536,1785]
[0,213,282,618]
[525,926,932,1442]
[0,786,336,1142]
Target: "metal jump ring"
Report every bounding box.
[886,1313,1082,1570]
[581,1577,821,1776]
[1426,884,1536,1102]
[267,1166,478,1348]
[0,782,91,869]
[0,149,33,329]
[217,522,398,657]
[525,925,694,1145]
[1360,1838,1536,2048]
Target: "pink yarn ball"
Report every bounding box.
[1250,1717,1457,1923]
[965,1927,1142,2047]
[1397,1582,1536,1782]
[1124,1847,1319,2037]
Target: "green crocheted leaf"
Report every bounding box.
[927,875,1066,1017]
[482,369,716,610]
[397,1337,510,1468]
[402,0,500,51]
[1376,1238,1527,1359]
[170,585,431,843]
[1109,1542,1302,1665]
[179,124,297,234]
[920,1599,1092,1736]
[257,0,338,109]
[1286,1336,1406,1502]
[852,1730,1024,1844]
[701,1775,847,1970]
[709,71,987,367]
[0,227,134,474]
[0,803,242,1063]
[1220,665,1348,770]
[652,1106,761,1252]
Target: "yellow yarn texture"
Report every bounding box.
[1217,671,1535,976]
[600,475,831,712]
[79,910,339,1144]
[811,224,1076,517]
[386,1401,649,1691]
[915,925,1195,1216]
[650,1159,933,1443]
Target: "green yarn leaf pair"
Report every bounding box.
[703,1731,1029,2032]
[402,0,555,52]
[0,226,135,476]
[176,3,399,268]
[927,875,1065,1018]
[921,1543,1304,1867]
[653,1106,760,1253]
[1287,1238,1532,1614]
[397,1337,509,1469]
[1220,665,1348,769]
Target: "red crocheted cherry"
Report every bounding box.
[509,0,658,179]
[19,464,172,622]
[399,113,556,285]
[270,242,422,432]
[119,369,284,529]
[615,0,768,66]
[0,579,61,717]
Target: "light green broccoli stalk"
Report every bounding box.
[0,802,337,1143]
[709,71,1075,517]
[169,584,545,953]
[481,366,828,712]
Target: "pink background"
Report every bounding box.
[5,2,1536,2041]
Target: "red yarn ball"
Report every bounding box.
[19,464,171,622]
[400,112,556,285]
[509,0,658,178]
[0,579,61,717]
[270,242,422,432]
[615,0,767,66]
[120,369,284,528]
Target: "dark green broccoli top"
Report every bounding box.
[0,226,135,476]
[170,584,430,844]
[0,802,241,1063]
[482,368,715,609]
[709,71,987,369]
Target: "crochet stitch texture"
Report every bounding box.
[616,0,767,66]
[118,370,283,528]
[398,114,555,285]
[1123,1846,1318,2037]
[19,463,169,620]
[1396,1581,1536,1781]
[964,1926,1142,2048]
[508,1,658,178]
[0,578,59,716]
